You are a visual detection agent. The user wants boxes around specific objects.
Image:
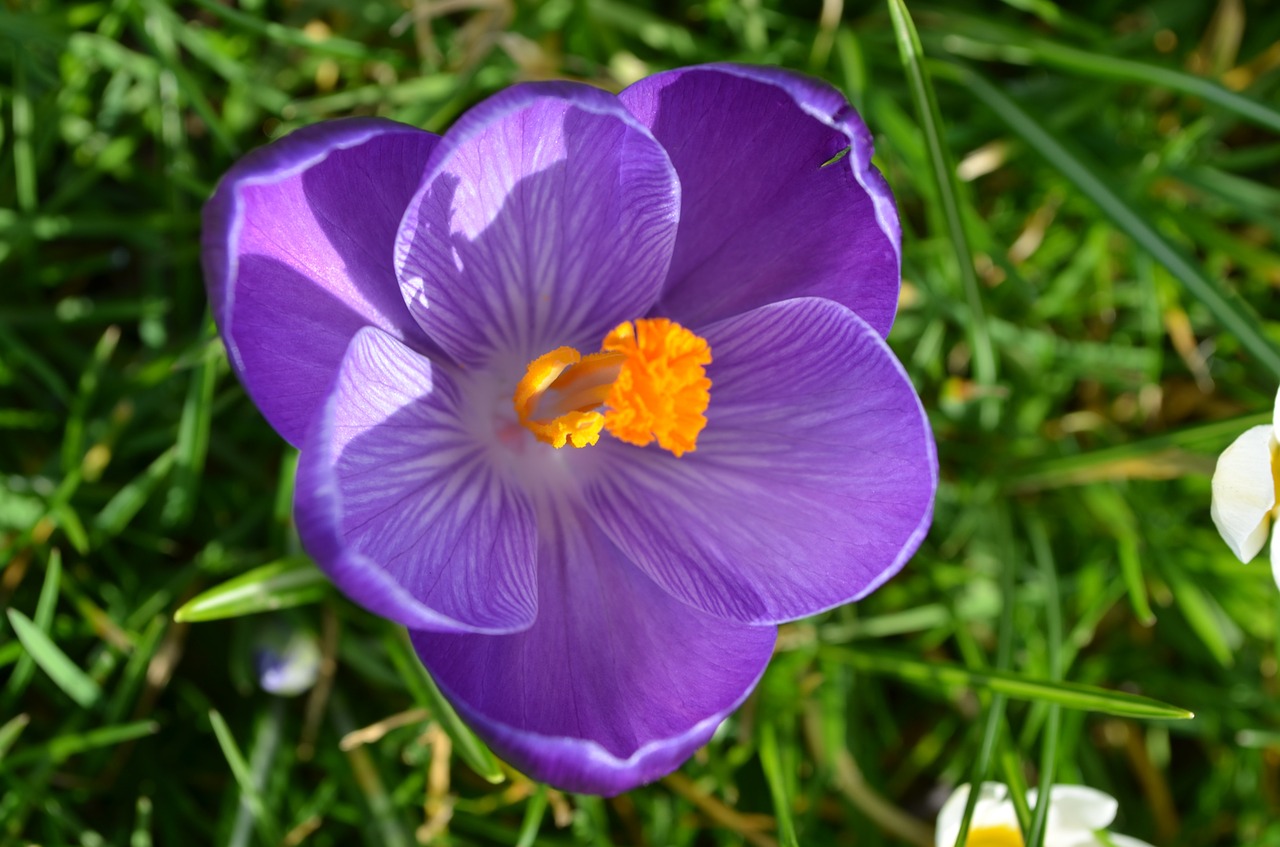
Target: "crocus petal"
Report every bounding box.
[411,508,776,795]
[203,118,441,446]
[396,82,680,369]
[935,783,1015,847]
[586,297,936,624]
[295,327,537,634]
[619,63,900,335]
[1210,424,1276,563]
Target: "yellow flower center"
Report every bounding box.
[513,318,711,457]
[1272,440,1280,508]
[965,825,1024,847]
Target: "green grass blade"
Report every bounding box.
[174,557,328,623]
[330,693,414,847]
[6,608,100,708]
[61,325,120,474]
[1008,412,1270,491]
[208,709,281,846]
[50,502,89,555]
[997,745,1033,827]
[3,548,62,708]
[759,721,799,847]
[823,647,1193,719]
[140,0,289,114]
[0,321,72,404]
[105,617,166,725]
[0,713,30,761]
[570,795,615,847]
[290,75,457,120]
[12,51,36,213]
[0,720,159,771]
[887,0,998,428]
[952,698,1008,847]
[1018,37,1280,134]
[1024,513,1064,847]
[1081,487,1156,627]
[954,507,1021,846]
[940,61,1280,379]
[384,629,504,784]
[131,795,153,847]
[90,446,177,539]
[587,0,701,58]
[1162,563,1239,668]
[162,328,218,528]
[514,784,548,847]
[52,720,158,758]
[128,0,237,156]
[184,0,375,59]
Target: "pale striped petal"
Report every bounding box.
[203,118,440,446]
[295,327,538,633]
[587,298,937,624]
[396,82,679,369]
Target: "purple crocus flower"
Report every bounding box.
[203,64,937,795]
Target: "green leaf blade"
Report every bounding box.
[825,647,1193,720]
[174,557,330,623]
[6,608,101,709]
[384,629,504,784]
[887,0,999,427]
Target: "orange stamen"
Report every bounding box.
[600,319,711,457]
[512,318,711,457]
[512,347,607,449]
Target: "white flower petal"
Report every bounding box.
[1102,833,1156,847]
[257,630,321,697]
[1210,425,1276,562]
[1039,785,1119,832]
[936,783,1013,847]
[1272,519,1280,593]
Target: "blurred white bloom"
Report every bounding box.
[1210,387,1280,587]
[254,623,321,697]
[935,782,1154,847]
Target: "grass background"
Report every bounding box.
[3,0,1280,844]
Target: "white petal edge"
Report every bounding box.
[1210,424,1276,562]
[1271,518,1280,592]
[1031,785,1119,836]
[1101,833,1156,847]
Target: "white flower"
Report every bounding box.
[935,782,1154,847]
[1210,387,1280,586]
[254,623,322,697]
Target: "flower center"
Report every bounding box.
[512,318,711,457]
[965,825,1024,847]
[1272,440,1280,509]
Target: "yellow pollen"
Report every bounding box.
[965,825,1024,847]
[512,318,711,457]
